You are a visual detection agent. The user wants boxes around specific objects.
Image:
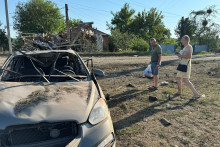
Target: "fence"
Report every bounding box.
[150,44,209,54]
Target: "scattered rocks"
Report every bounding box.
[160,118,171,126]
[161,81,169,86]
[105,94,110,100]
[207,71,216,76]
[167,104,172,109]
[127,83,135,88]
[93,69,105,77]
[149,96,158,102]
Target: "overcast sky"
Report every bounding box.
[0,0,220,38]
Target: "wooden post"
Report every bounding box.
[4,0,12,53]
[65,4,70,42]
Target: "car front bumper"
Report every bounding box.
[66,113,116,147]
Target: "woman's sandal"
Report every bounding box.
[148,86,158,91]
[191,95,200,100]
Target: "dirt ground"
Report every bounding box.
[1,54,220,146]
[91,54,220,147]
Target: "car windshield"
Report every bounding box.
[0,52,88,82]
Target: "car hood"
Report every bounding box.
[0,81,99,129]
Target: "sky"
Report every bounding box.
[0,0,220,38]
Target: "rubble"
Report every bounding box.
[19,22,109,52]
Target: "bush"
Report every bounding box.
[109,36,117,52]
[131,37,149,51]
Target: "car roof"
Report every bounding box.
[12,49,77,56]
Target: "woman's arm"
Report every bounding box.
[178,46,192,59]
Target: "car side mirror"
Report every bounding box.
[93,69,105,77]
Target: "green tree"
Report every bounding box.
[161,38,178,46]
[108,3,135,33]
[145,8,170,42]
[69,18,82,27]
[189,5,220,50]
[13,0,64,34]
[110,29,133,51]
[0,22,9,51]
[109,29,149,52]
[175,17,196,42]
[109,5,170,43]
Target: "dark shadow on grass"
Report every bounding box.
[108,89,150,108]
[113,99,170,131]
[113,96,199,131]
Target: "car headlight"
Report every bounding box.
[89,98,108,125]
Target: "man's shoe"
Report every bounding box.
[148,86,158,91]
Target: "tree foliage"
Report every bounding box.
[69,18,82,28]
[108,4,170,51]
[109,29,149,52]
[13,0,64,34]
[108,3,135,33]
[175,5,220,50]
[0,22,9,50]
[175,17,196,42]
[189,5,219,38]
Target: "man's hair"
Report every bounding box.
[183,35,190,43]
[150,38,156,42]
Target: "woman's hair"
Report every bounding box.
[183,35,190,43]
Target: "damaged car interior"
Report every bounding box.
[1,52,88,83]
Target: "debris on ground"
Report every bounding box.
[167,104,172,109]
[19,22,109,52]
[161,81,169,86]
[149,96,158,102]
[105,93,110,100]
[160,118,171,126]
[127,83,135,88]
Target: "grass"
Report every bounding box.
[97,57,220,146]
[116,124,143,135]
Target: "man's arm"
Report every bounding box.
[156,54,162,70]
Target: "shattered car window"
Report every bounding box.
[1,52,88,82]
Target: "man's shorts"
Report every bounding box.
[151,62,160,75]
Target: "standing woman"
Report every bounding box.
[175,35,200,99]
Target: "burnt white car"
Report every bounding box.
[0,49,115,147]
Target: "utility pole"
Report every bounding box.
[4,0,12,53]
[65,4,70,42]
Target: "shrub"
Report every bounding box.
[131,37,149,52]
